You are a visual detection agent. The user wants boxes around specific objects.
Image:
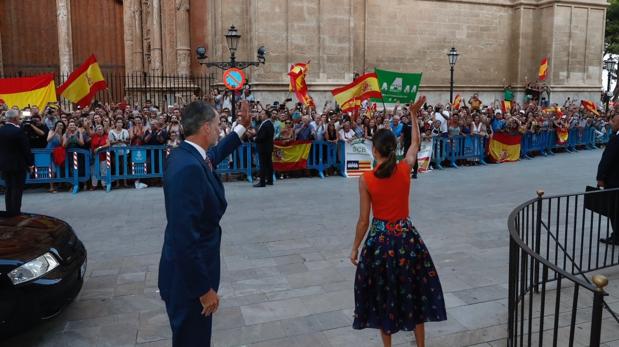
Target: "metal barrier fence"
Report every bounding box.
[508,189,619,347]
[1,128,613,193]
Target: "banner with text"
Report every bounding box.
[371,69,422,104]
[344,139,374,177]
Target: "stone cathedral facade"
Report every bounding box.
[0,0,610,105]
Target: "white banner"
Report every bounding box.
[344,139,374,177]
[417,140,433,173]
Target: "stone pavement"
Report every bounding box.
[3,149,619,347]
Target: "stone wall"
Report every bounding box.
[205,0,608,106]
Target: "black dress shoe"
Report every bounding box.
[253,183,266,188]
[266,181,274,186]
[599,237,619,245]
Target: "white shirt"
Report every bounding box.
[185,125,247,161]
[434,112,448,133]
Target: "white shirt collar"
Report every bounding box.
[7,122,20,128]
[184,140,207,160]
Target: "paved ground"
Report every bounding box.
[3,149,619,347]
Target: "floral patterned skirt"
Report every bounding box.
[353,218,447,335]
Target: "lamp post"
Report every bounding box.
[196,25,267,119]
[447,47,459,104]
[603,57,616,113]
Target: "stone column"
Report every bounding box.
[132,0,144,73]
[123,0,135,74]
[176,0,191,76]
[56,0,74,78]
[151,0,163,75]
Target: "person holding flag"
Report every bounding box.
[350,95,446,347]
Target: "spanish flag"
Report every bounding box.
[331,72,382,112]
[0,73,57,110]
[501,100,512,114]
[538,57,549,81]
[489,133,522,163]
[57,55,107,108]
[272,140,312,171]
[289,62,314,108]
[556,128,569,145]
[581,99,599,116]
[452,94,462,110]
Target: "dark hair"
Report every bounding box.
[372,129,397,179]
[182,101,217,136]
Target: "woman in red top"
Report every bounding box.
[350,96,446,347]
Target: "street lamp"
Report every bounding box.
[196,25,267,119]
[447,47,459,104]
[603,57,616,113]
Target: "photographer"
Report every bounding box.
[166,113,183,139]
[22,113,49,149]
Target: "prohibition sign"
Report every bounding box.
[223,68,246,91]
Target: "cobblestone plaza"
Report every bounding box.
[4,149,619,347]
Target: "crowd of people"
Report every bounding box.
[0,86,616,192]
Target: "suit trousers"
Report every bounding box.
[164,299,213,347]
[258,148,273,184]
[2,170,26,217]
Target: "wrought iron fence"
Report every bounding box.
[508,188,619,346]
[2,70,216,110]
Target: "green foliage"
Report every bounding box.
[607,0,619,54]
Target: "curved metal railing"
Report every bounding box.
[508,188,619,347]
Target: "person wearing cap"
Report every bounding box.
[597,111,619,245]
[0,109,33,217]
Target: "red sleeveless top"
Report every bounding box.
[363,161,411,222]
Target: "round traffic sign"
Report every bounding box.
[223,68,246,91]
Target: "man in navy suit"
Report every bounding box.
[0,109,33,217]
[158,101,251,346]
[597,112,619,245]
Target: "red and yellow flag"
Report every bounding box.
[0,73,57,110]
[581,99,599,116]
[452,94,462,110]
[556,128,569,145]
[331,72,382,112]
[538,57,549,81]
[57,55,107,108]
[501,100,512,114]
[489,133,522,163]
[288,62,315,108]
[272,140,312,171]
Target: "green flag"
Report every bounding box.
[371,68,423,103]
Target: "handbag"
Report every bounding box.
[52,146,66,166]
[584,186,619,218]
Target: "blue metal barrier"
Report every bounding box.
[94,146,166,191]
[307,141,339,178]
[431,137,448,169]
[446,135,486,168]
[218,143,254,182]
[521,131,550,159]
[594,126,613,147]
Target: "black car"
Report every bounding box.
[0,213,87,338]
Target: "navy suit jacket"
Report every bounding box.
[0,124,32,172]
[158,133,242,303]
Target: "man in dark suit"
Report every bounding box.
[0,110,33,217]
[598,112,619,245]
[158,101,251,346]
[253,110,275,188]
